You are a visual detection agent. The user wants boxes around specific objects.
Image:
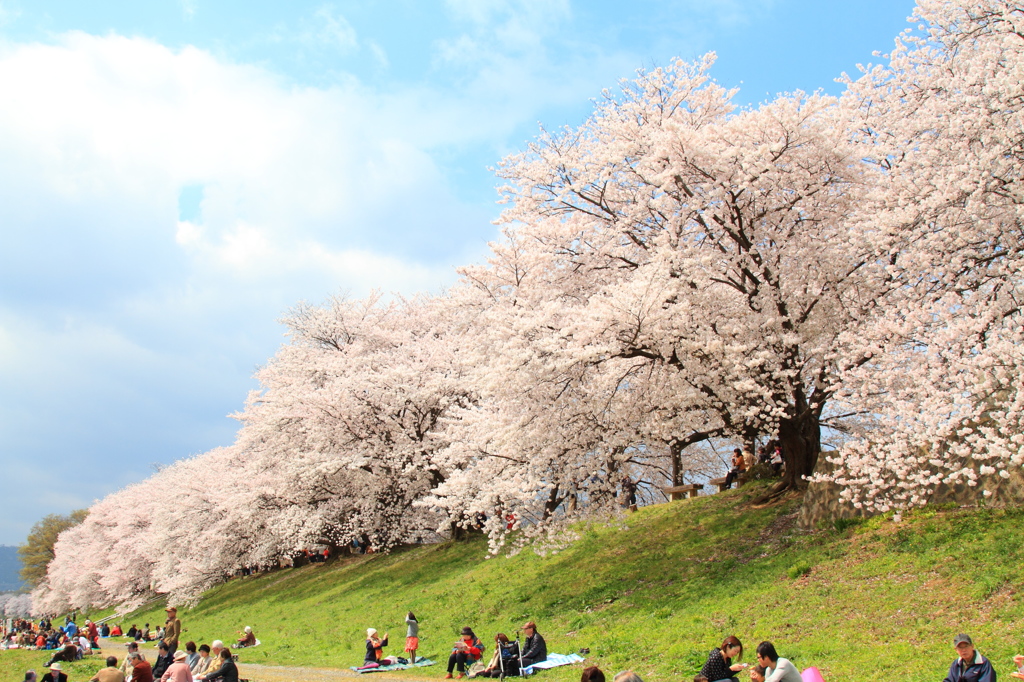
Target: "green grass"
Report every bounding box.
[5,483,1024,681]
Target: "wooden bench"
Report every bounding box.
[709,473,748,493]
[662,483,704,501]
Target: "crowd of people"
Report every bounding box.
[9,606,1018,682]
[356,614,548,678]
[10,606,250,682]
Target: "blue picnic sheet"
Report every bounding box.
[352,658,436,673]
[523,653,585,675]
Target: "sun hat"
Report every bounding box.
[49,664,61,671]
[173,650,187,661]
[367,628,377,637]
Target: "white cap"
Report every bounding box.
[244,626,252,633]
[367,628,377,637]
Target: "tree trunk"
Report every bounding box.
[669,441,684,486]
[777,409,821,491]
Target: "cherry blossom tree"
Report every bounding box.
[824,0,1024,512]
[457,57,885,499]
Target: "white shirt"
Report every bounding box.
[765,658,802,682]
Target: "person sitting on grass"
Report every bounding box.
[359,628,388,668]
[445,627,483,679]
[153,642,174,679]
[130,653,155,682]
[754,642,800,682]
[44,644,77,667]
[111,625,123,637]
[41,663,67,682]
[943,633,995,682]
[183,642,199,670]
[160,649,194,682]
[519,622,546,668]
[235,627,256,649]
[477,633,519,678]
[91,656,125,682]
[190,645,213,677]
[748,665,766,682]
[199,648,238,682]
[23,671,37,682]
[700,636,745,682]
[121,642,147,678]
[78,632,93,656]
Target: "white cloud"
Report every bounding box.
[310,4,358,51]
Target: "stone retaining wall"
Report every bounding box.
[797,452,1024,529]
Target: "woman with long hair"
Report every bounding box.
[699,636,745,682]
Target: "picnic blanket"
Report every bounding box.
[523,653,585,675]
[351,658,436,673]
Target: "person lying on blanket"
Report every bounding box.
[476,634,519,678]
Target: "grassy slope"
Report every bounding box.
[5,483,1024,682]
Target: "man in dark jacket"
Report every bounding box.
[519,622,547,668]
[152,642,173,679]
[943,634,996,682]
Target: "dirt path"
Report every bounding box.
[239,662,439,682]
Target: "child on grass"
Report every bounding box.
[405,612,419,664]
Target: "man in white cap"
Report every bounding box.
[159,650,193,682]
[41,663,67,682]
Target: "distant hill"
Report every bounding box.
[0,545,25,592]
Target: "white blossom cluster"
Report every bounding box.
[33,0,1024,613]
[0,593,34,617]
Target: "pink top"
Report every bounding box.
[160,662,193,682]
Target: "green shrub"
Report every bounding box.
[788,562,812,579]
[833,517,865,533]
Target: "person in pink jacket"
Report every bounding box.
[160,650,193,682]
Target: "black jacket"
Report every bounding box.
[521,633,546,663]
[205,658,239,682]
[152,652,173,678]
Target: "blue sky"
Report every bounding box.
[0,0,916,545]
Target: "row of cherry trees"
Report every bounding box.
[34,0,1024,612]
